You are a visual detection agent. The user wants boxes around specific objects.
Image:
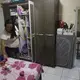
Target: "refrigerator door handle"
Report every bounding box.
[36,33,44,36]
[32,33,35,37]
[32,33,44,37]
[32,34,54,37]
[45,34,54,37]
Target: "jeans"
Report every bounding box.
[5,47,19,59]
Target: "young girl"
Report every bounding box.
[0,19,20,58]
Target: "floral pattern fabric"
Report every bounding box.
[0,58,43,80]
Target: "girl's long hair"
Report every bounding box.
[5,19,17,38]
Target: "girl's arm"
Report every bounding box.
[1,39,8,58]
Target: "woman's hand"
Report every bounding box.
[3,54,8,59]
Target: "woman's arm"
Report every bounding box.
[1,39,7,58]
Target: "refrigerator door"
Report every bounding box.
[33,0,57,67]
[35,34,45,64]
[44,34,55,67]
[33,0,45,63]
[43,0,56,67]
[33,0,58,67]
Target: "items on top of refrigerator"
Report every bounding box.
[3,0,11,3]
[57,20,68,29]
[57,28,74,35]
[3,0,25,3]
[10,9,18,16]
[57,28,63,35]
[17,5,24,15]
[11,0,25,2]
[17,5,28,15]
[69,23,75,32]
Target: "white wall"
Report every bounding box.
[0,0,4,34]
[59,0,80,26]
[0,0,4,53]
[0,8,4,34]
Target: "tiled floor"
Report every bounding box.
[42,66,80,80]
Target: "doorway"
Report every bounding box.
[75,7,80,67]
[77,9,80,36]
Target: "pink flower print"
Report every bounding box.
[3,79,7,80]
[20,71,24,76]
[11,61,19,68]
[36,65,44,74]
[27,75,35,80]
[16,76,26,80]
[1,67,11,75]
[28,63,38,69]
[16,66,21,70]
[20,62,26,68]
[16,71,25,80]
[11,61,25,70]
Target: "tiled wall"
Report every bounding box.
[59,0,80,26]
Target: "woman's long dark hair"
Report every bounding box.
[5,19,17,38]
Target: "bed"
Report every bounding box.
[0,58,43,80]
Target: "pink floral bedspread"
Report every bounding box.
[0,58,43,80]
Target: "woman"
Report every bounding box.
[0,19,20,58]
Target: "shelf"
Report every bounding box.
[19,55,32,61]
[10,3,28,7]
[27,26,30,28]
[27,37,30,39]
[2,0,34,62]
[10,12,29,16]
[27,36,30,38]
[2,1,28,6]
[10,15,18,16]
[10,14,28,16]
[18,13,28,16]
[10,13,18,16]
[28,48,31,50]
[27,45,31,48]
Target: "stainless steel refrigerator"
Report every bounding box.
[32,0,59,67]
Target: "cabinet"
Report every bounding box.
[56,35,76,68]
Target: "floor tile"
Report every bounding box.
[42,73,61,80]
[46,67,63,76]
[62,67,79,80]
[61,77,79,80]
[43,66,49,73]
[74,59,80,68]
[42,73,45,78]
